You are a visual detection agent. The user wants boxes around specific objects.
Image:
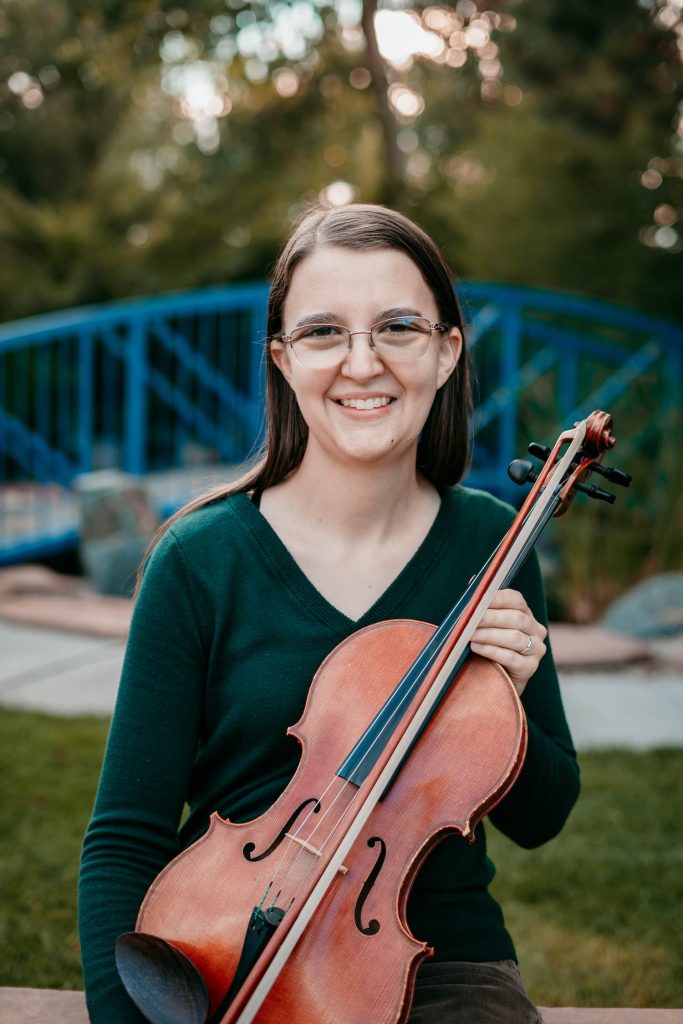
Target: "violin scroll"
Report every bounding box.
[507,410,631,515]
[582,410,616,457]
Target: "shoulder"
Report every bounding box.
[442,484,516,529]
[433,485,517,564]
[440,486,549,619]
[143,492,252,579]
[168,491,249,542]
[447,486,550,613]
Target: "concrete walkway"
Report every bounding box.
[0,620,125,717]
[1,616,682,750]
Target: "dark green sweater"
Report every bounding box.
[79,486,579,1023]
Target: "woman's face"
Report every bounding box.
[271,245,461,472]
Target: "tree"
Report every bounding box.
[0,0,681,322]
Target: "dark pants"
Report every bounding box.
[408,961,544,1023]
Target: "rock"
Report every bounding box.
[601,573,683,639]
[75,470,160,597]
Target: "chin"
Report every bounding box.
[334,438,412,466]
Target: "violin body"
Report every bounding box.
[132,619,526,1023]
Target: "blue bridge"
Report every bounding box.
[0,282,681,564]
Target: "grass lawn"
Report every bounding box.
[0,707,681,1006]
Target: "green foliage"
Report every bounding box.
[0,0,681,322]
[545,413,683,621]
[1,707,681,1005]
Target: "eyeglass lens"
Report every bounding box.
[289,317,435,366]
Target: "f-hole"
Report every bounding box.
[354,836,386,935]
[243,798,321,862]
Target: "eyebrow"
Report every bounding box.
[293,312,343,329]
[378,307,425,320]
[292,307,425,329]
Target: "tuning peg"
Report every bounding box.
[574,481,616,504]
[508,459,538,486]
[529,440,630,489]
[588,463,632,488]
[528,443,552,463]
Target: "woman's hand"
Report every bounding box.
[469,589,548,698]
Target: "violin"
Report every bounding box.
[115,410,629,1024]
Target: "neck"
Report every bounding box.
[277,442,437,544]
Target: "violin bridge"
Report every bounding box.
[285,833,348,874]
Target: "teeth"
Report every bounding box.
[339,397,392,409]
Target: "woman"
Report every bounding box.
[79,204,579,1023]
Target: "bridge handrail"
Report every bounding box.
[460,282,683,343]
[0,282,271,349]
[1,282,681,350]
[1,280,681,564]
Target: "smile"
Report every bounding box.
[335,397,396,410]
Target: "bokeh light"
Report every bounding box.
[349,67,371,89]
[388,84,425,121]
[319,181,356,206]
[641,169,664,189]
[374,11,445,68]
[273,68,300,98]
[654,204,678,225]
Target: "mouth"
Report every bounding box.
[334,396,397,410]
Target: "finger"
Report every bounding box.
[471,627,538,653]
[478,605,548,640]
[487,591,548,639]
[488,589,528,611]
[469,639,547,675]
[477,607,535,633]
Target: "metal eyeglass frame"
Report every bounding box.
[273,316,449,364]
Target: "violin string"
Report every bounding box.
[265,786,362,916]
[260,484,564,915]
[262,546,525,912]
[259,591,487,910]
[270,565,556,918]
[300,467,567,861]
[261,624,457,913]
[256,776,351,910]
[259,653,435,904]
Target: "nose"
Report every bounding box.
[340,331,384,379]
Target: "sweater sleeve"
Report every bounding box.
[78,527,208,1024]
[487,546,581,848]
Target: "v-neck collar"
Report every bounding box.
[230,488,459,636]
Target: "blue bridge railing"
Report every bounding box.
[0,282,681,563]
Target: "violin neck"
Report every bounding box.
[337,461,570,789]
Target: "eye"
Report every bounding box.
[298,324,344,340]
[376,317,426,336]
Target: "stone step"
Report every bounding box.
[1,989,681,1024]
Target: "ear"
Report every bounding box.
[436,327,462,389]
[270,340,295,389]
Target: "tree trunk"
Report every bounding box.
[361,0,405,204]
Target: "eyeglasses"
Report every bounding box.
[274,316,448,369]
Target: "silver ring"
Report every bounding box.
[521,634,534,656]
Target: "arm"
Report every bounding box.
[78,528,209,1023]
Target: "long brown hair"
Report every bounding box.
[136,203,472,588]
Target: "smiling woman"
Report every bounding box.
[269,246,460,476]
[79,204,575,1024]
